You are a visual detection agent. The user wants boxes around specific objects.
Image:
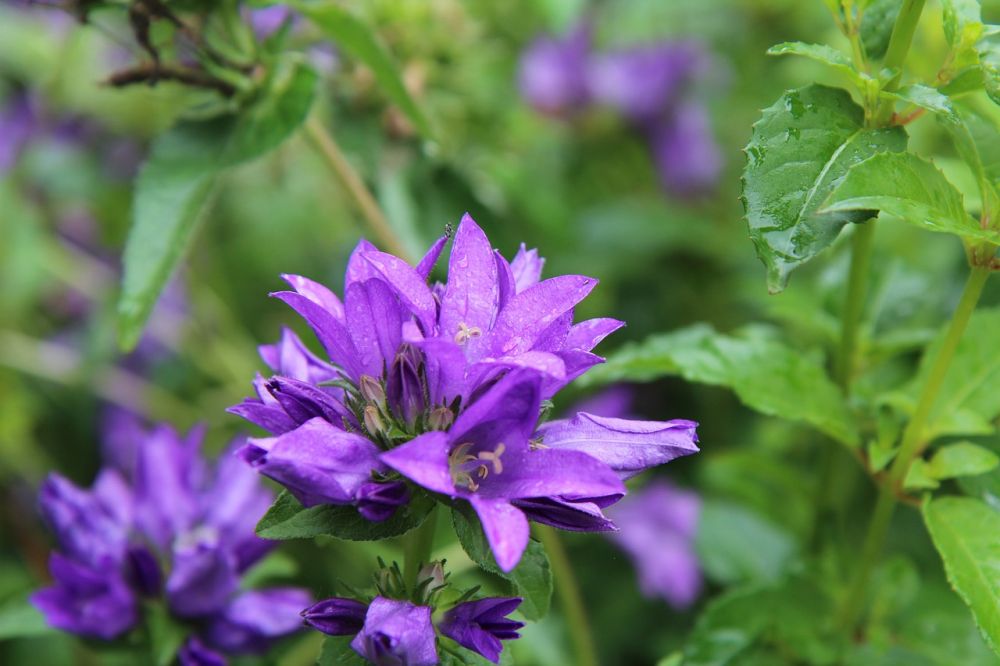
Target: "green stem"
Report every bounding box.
[304,116,413,262]
[534,526,598,666]
[882,0,926,74]
[402,508,437,592]
[835,221,877,391]
[837,265,990,630]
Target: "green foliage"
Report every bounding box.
[256,490,435,541]
[317,635,368,666]
[582,324,859,446]
[118,59,317,350]
[145,602,187,666]
[742,84,907,292]
[924,496,1000,653]
[695,500,798,585]
[0,597,52,641]
[767,42,862,85]
[905,442,999,490]
[451,507,552,621]
[860,0,902,60]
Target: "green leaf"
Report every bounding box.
[905,459,941,490]
[580,324,859,447]
[292,1,431,138]
[695,500,797,585]
[931,442,1000,479]
[979,26,1000,106]
[451,507,552,621]
[767,42,862,84]
[861,0,902,60]
[118,60,317,350]
[923,496,1000,655]
[0,597,53,640]
[742,84,907,292]
[942,0,983,48]
[256,490,435,541]
[885,308,1000,440]
[317,635,368,666]
[146,602,187,666]
[822,152,996,244]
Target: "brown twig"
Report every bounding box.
[106,62,236,96]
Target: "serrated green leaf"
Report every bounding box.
[743,84,907,291]
[580,324,859,447]
[695,501,797,585]
[931,442,1000,479]
[888,84,956,117]
[256,490,435,541]
[767,42,861,84]
[924,496,1000,656]
[317,635,367,666]
[451,507,552,621]
[0,596,53,640]
[823,152,997,244]
[861,0,902,60]
[292,0,431,138]
[118,60,317,350]
[885,308,1000,440]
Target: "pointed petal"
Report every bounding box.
[441,215,499,345]
[271,291,360,379]
[472,351,567,384]
[227,399,298,435]
[416,234,449,279]
[470,498,530,572]
[361,251,437,332]
[510,244,545,293]
[512,497,616,532]
[413,338,468,406]
[538,414,699,479]
[476,447,625,502]
[280,274,345,320]
[380,431,455,496]
[486,275,597,357]
[494,250,516,311]
[345,238,380,287]
[344,279,403,378]
[166,541,239,618]
[450,370,541,451]
[207,587,313,651]
[565,318,624,352]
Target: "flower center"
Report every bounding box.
[449,442,506,491]
[454,322,483,345]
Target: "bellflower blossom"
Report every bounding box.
[302,594,523,664]
[31,418,311,664]
[517,23,591,115]
[232,214,699,571]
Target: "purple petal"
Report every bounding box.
[242,418,384,507]
[271,291,361,379]
[357,481,410,522]
[440,214,500,349]
[166,539,239,618]
[31,554,137,640]
[449,370,542,454]
[537,413,699,479]
[207,587,313,653]
[518,23,591,114]
[475,447,625,503]
[485,275,597,357]
[351,597,438,666]
[472,351,567,382]
[345,279,404,378]
[259,327,339,383]
[439,597,524,663]
[512,497,616,532]
[178,637,227,666]
[509,244,545,293]
[413,338,468,407]
[266,375,352,427]
[227,398,298,435]
[38,473,128,568]
[650,101,722,196]
[494,250,517,311]
[381,431,455,496]
[345,238,381,287]
[280,274,345,321]
[361,251,437,333]
[469,498,530,572]
[125,545,163,596]
[302,596,368,636]
[565,318,624,352]
[416,234,449,280]
[133,424,200,548]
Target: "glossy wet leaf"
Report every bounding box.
[742,84,907,292]
[256,490,435,541]
[580,324,859,447]
[823,152,996,244]
[767,42,862,84]
[924,496,1000,655]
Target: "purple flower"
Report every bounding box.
[248,5,295,38]
[439,597,524,663]
[302,597,369,636]
[607,481,703,609]
[648,101,722,196]
[32,419,311,657]
[350,597,438,666]
[178,637,227,666]
[0,91,34,173]
[518,23,591,115]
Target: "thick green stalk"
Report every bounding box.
[535,526,598,666]
[402,508,438,592]
[882,0,926,74]
[837,265,990,630]
[835,222,877,390]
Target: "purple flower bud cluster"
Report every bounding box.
[303,594,524,665]
[232,214,700,572]
[31,416,312,664]
[517,23,723,196]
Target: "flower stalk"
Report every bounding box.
[403,507,438,592]
[535,525,598,666]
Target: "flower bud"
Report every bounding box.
[359,374,385,406]
[363,406,384,436]
[428,407,454,431]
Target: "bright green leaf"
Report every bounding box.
[930,442,1000,479]
[860,0,902,60]
[695,501,797,585]
[767,42,862,84]
[451,507,552,621]
[943,0,983,48]
[742,84,907,292]
[905,459,941,490]
[580,324,859,447]
[292,1,432,138]
[979,26,1000,106]
[256,490,435,541]
[0,597,53,640]
[822,152,996,244]
[924,496,1000,655]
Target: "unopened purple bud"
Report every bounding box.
[302,597,368,636]
[428,407,454,431]
[356,481,409,522]
[360,374,386,405]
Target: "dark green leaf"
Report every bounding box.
[0,597,53,640]
[580,324,859,447]
[742,84,907,291]
[822,152,995,244]
[317,635,368,666]
[924,496,1000,655]
[292,1,432,138]
[256,490,435,541]
[451,507,552,621]
[118,60,317,350]
[861,0,902,60]
[695,500,797,585]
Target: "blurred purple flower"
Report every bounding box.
[248,5,295,39]
[438,597,523,664]
[648,100,723,196]
[32,419,311,657]
[0,91,34,173]
[607,480,703,608]
[517,23,591,115]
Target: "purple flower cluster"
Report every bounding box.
[517,23,723,196]
[232,214,699,572]
[31,416,311,664]
[303,594,523,664]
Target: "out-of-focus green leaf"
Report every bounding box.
[823,152,995,244]
[146,601,187,666]
[942,0,983,48]
[695,500,797,585]
[118,60,317,350]
[979,27,1000,106]
[256,490,434,541]
[581,324,859,447]
[451,507,552,621]
[931,442,1000,478]
[924,496,1000,655]
[742,84,907,292]
[767,42,862,84]
[317,635,368,666]
[861,0,902,59]
[293,0,432,138]
[0,597,53,641]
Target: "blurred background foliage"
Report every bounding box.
[5,0,1000,663]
